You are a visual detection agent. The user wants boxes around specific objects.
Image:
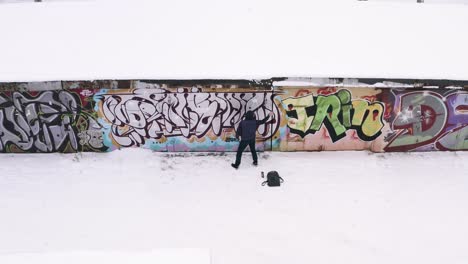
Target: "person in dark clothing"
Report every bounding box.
[231,111,272,169]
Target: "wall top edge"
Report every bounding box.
[0,78,467,92]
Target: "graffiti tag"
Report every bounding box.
[282,89,385,142]
[0,91,81,152]
[97,88,280,147]
[385,91,468,151]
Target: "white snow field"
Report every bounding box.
[1,0,468,263]
[0,149,467,264]
[1,0,468,81]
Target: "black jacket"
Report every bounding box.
[236,111,269,141]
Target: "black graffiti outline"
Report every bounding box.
[0,90,103,153]
[285,90,385,143]
[385,90,468,152]
[99,88,281,147]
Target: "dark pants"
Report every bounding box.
[234,140,257,166]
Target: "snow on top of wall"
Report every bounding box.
[272,78,418,88]
[0,0,467,82]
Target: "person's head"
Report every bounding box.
[245,111,256,120]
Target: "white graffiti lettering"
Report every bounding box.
[98,88,280,147]
[0,91,80,152]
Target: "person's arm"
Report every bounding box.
[256,113,272,127]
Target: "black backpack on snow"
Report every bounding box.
[261,171,284,187]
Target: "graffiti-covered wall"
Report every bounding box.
[95,86,279,152]
[384,89,468,151]
[274,86,388,152]
[0,79,466,153]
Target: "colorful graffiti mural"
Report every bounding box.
[282,89,385,142]
[95,87,280,149]
[0,90,104,153]
[0,80,466,153]
[385,90,468,151]
[272,87,388,152]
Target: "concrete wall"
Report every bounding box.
[0,80,466,153]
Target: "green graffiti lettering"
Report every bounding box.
[352,101,385,140]
[341,104,353,128]
[310,95,347,140]
[338,89,352,128]
[282,89,385,142]
[283,95,315,134]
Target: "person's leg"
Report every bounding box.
[248,140,258,165]
[234,140,249,166]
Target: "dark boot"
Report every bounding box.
[248,140,258,166]
[231,163,239,169]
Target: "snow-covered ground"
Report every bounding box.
[0,149,467,264]
[0,0,467,263]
